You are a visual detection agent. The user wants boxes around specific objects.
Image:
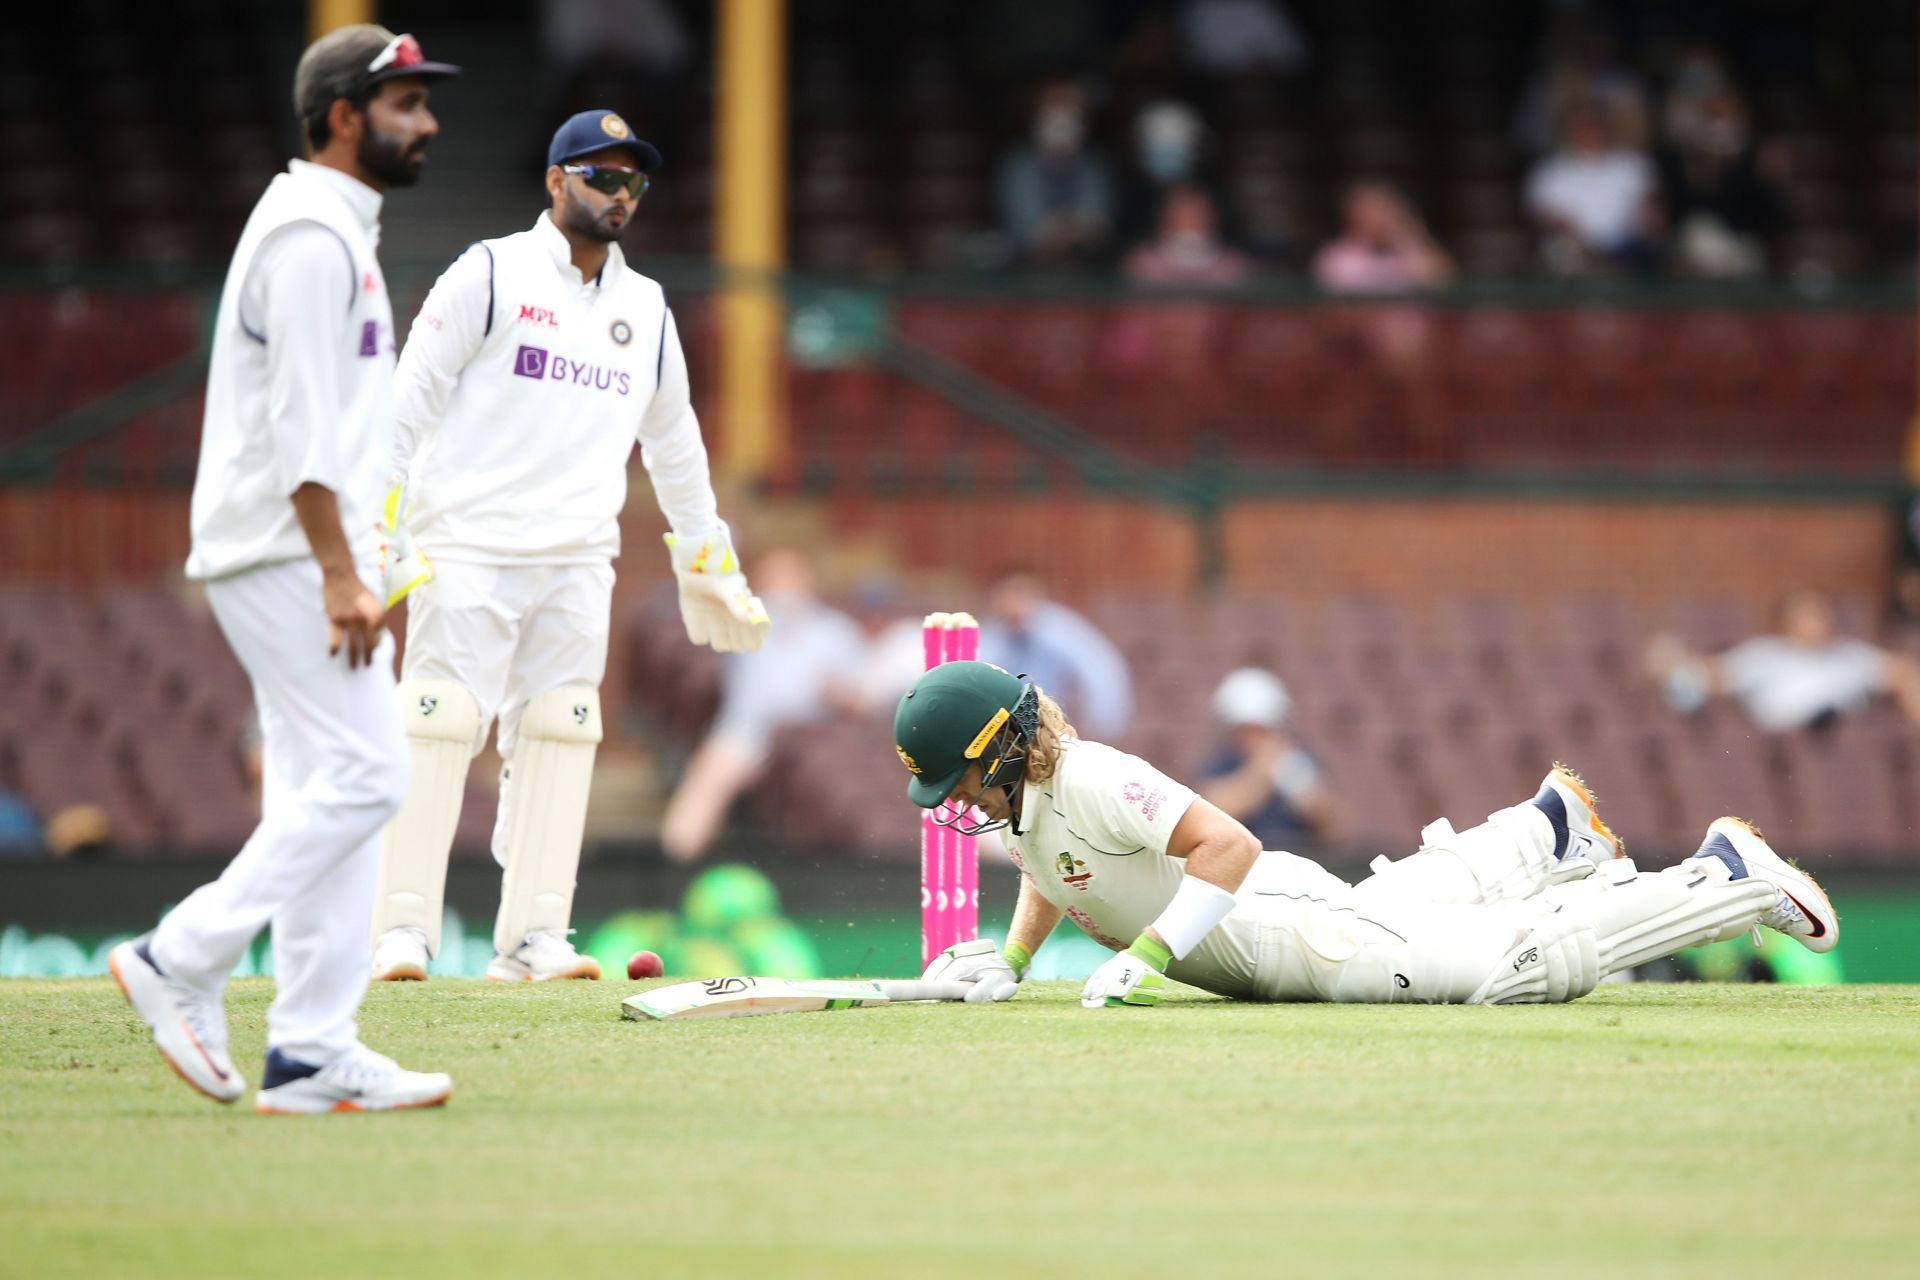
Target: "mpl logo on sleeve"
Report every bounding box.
[512,343,631,396]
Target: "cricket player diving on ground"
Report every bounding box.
[897,662,1838,1008]
[368,109,770,983]
[110,26,460,1113]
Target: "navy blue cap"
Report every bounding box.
[547,110,662,171]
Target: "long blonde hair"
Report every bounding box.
[1022,686,1079,785]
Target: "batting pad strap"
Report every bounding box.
[1147,876,1239,961]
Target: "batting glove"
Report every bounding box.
[375,473,434,607]
[665,525,771,654]
[923,937,1021,1003]
[1080,935,1171,1009]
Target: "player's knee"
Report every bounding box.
[398,678,485,751]
[519,685,603,745]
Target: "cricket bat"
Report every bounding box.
[620,976,973,1022]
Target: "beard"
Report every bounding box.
[559,193,628,244]
[358,124,428,188]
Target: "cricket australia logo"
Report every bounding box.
[895,746,921,775]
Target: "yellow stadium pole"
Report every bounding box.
[309,0,372,41]
[715,0,789,484]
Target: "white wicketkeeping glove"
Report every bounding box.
[923,937,1020,1003]
[376,473,433,607]
[664,525,770,654]
[1080,940,1169,1009]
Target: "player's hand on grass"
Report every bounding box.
[323,566,386,669]
[665,526,771,653]
[1081,936,1170,1009]
[923,938,1021,1003]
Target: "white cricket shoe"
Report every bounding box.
[107,939,244,1104]
[485,929,602,982]
[255,1044,453,1115]
[371,927,430,982]
[1532,763,1625,869]
[1689,817,1839,954]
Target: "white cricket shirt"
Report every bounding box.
[187,160,395,580]
[392,211,720,565]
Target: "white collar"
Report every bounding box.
[288,159,383,233]
[533,210,624,287]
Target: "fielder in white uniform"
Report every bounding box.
[895,662,1839,1008]
[369,109,769,983]
[109,26,460,1113]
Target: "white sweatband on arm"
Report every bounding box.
[1148,876,1239,960]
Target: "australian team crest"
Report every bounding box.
[895,745,921,775]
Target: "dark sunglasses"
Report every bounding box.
[562,164,649,199]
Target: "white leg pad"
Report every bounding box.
[372,679,480,955]
[493,685,602,955]
[1355,804,1568,909]
[1472,857,1777,1004]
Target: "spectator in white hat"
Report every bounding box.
[1196,668,1336,847]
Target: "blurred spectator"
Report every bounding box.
[1178,0,1309,77]
[978,570,1134,740]
[1313,182,1455,296]
[1116,99,1234,251]
[1656,81,1785,279]
[659,550,865,862]
[44,804,112,860]
[0,786,41,856]
[849,576,930,713]
[1122,186,1252,288]
[539,0,695,154]
[1313,182,1453,460]
[1646,589,1920,732]
[996,80,1115,269]
[1513,11,1650,157]
[1525,103,1662,275]
[1196,668,1335,847]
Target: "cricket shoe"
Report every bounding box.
[107,938,244,1104]
[1530,763,1625,870]
[485,929,602,982]
[1688,817,1838,953]
[371,927,429,981]
[255,1044,453,1115]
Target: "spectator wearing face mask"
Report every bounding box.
[996,79,1115,269]
[1116,99,1235,253]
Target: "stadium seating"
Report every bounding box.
[613,583,1920,870]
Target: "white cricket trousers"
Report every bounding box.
[152,558,409,1063]
[401,558,612,866]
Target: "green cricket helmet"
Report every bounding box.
[893,661,1038,811]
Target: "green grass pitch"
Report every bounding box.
[4,979,1918,1279]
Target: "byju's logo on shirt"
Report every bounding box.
[513,344,631,396]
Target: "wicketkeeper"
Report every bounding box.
[370,109,769,983]
[900,662,1837,1008]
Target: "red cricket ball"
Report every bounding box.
[627,950,664,980]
